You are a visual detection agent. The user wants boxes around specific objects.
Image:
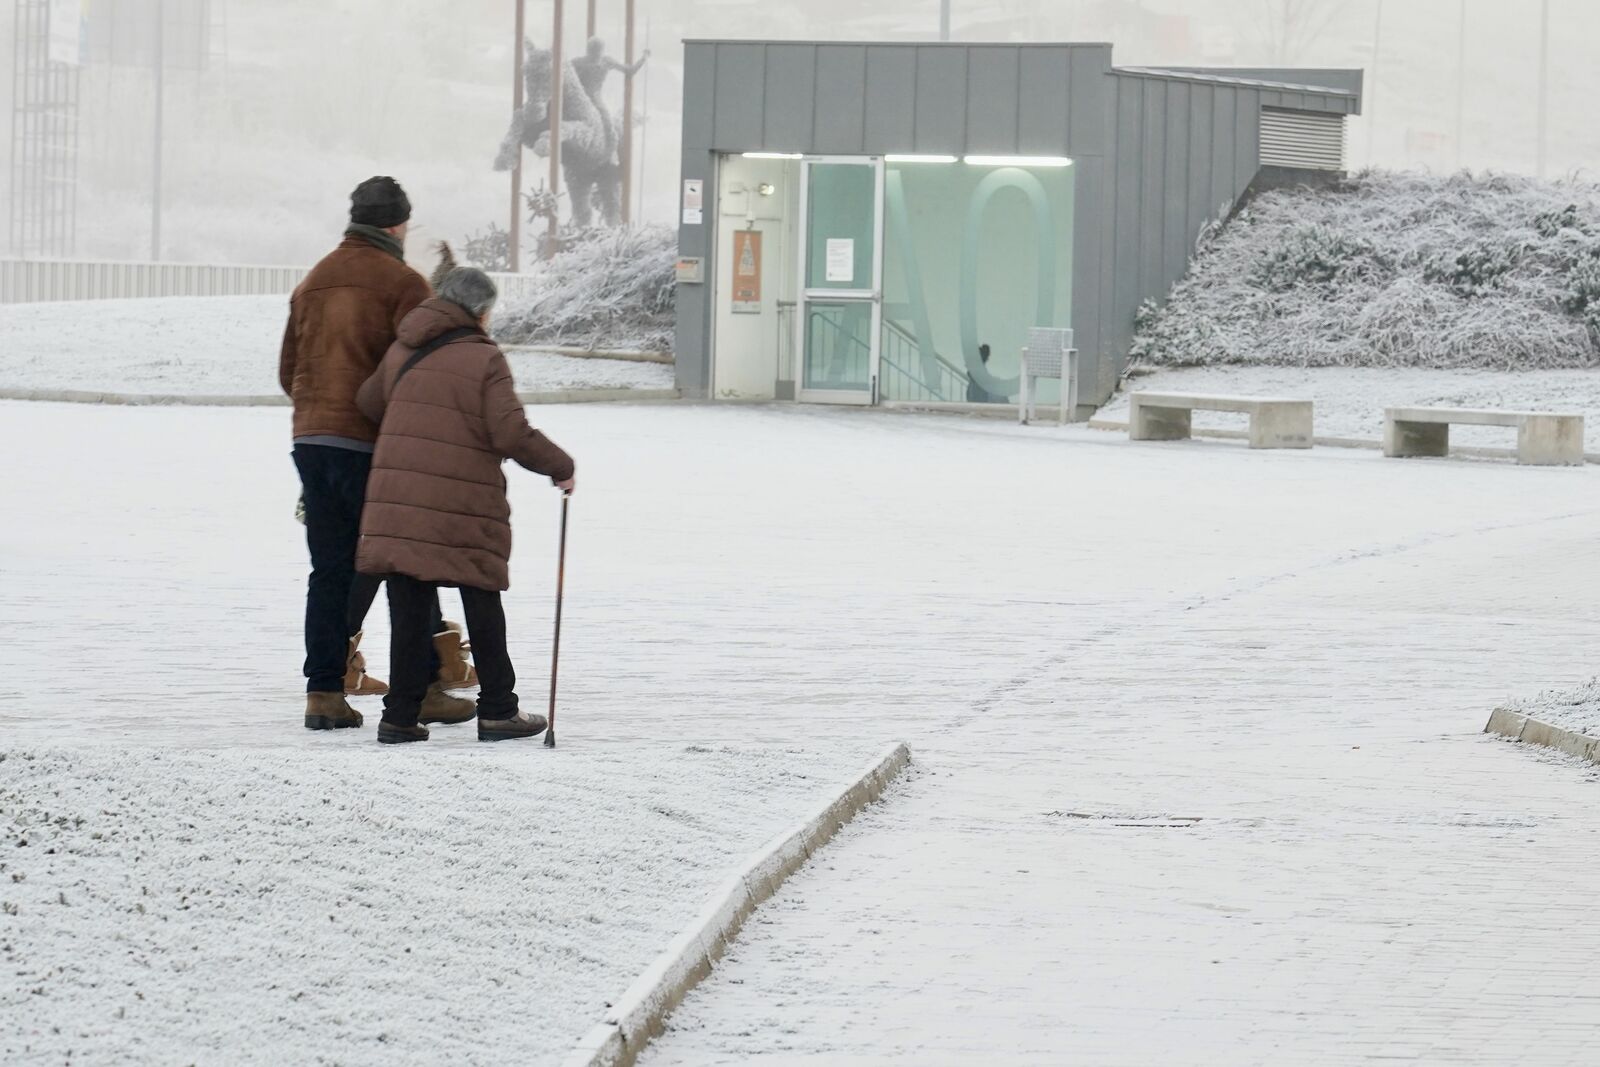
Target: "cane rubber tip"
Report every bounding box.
[544,730,556,749]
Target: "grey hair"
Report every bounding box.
[437,266,498,318]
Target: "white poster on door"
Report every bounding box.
[682,180,703,225]
[825,238,854,283]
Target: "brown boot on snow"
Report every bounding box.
[418,683,476,726]
[305,691,364,731]
[344,630,389,696]
[477,710,547,742]
[377,720,429,745]
[433,622,479,691]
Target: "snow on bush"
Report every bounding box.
[1131,170,1600,371]
[493,224,677,352]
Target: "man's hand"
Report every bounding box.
[555,476,576,495]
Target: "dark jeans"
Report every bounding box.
[292,444,441,693]
[385,575,518,727]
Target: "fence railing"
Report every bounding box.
[0,257,541,305]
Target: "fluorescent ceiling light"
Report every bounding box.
[885,154,959,164]
[963,155,1074,167]
[742,152,803,159]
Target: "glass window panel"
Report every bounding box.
[805,163,876,291]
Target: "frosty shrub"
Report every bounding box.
[462,224,513,273]
[492,225,677,352]
[1132,170,1600,370]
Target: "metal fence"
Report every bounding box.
[0,258,543,304]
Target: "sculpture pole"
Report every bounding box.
[621,0,636,225]
[586,0,596,38]
[510,0,525,271]
[548,0,565,256]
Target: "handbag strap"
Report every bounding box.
[394,326,480,387]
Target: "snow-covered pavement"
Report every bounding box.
[5,400,1600,1063]
[0,297,673,397]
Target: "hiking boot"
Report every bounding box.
[305,691,363,731]
[477,710,547,743]
[434,622,478,691]
[418,683,476,726]
[377,720,430,745]
[344,630,389,696]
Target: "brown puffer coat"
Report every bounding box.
[354,298,574,592]
[279,235,432,442]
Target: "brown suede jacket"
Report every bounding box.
[354,299,575,592]
[279,235,431,442]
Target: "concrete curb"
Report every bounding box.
[503,344,674,365]
[1088,418,1600,463]
[562,741,913,1067]
[1484,707,1600,764]
[0,387,679,407]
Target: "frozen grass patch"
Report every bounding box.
[1506,680,1600,739]
[0,742,867,1064]
[1133,170,1600,371]
[494,226,677,353]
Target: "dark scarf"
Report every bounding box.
[344,223,405,262]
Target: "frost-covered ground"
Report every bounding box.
[5,401,1600,1064]
[1,744,862,1065]
[1099,364,1600,451]
[0,297,673,396]
[1506,679,1600,739]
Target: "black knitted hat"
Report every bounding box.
[349,176,411,228]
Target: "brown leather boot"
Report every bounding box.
[477,710,547,742]
[344,630,389,696]
[418,683,476,725]
[305,691,364,731]
[434,622,479,691]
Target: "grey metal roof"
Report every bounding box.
[1113,65,1359,100]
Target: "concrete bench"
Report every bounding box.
[1383,407,1584,466]
[1128,392,1314,449]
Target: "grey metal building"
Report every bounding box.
[674,41,1361,411]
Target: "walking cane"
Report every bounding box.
[545,492,571,748]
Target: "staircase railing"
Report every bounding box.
[878,318,972,403]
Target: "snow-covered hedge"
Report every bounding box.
[493,224,677,352]
[1131,171,1600,371]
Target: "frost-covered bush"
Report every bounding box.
[1132,170,1600,370]
[492,225,677,352]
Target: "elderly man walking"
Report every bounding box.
[355,267,575,745]
[280,176,475,731]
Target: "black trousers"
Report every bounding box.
[292,444,441,693]
[384,575,519,727]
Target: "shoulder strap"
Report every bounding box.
[394,326,481,387]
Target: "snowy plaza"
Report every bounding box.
[5,396,1600,1063]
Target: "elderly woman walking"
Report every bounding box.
[355,267,576,745]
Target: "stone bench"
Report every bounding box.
[1128,392,1314,449]
[1383,407,1584,466]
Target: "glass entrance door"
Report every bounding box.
[797,158,882,405]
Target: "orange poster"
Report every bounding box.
[732,229,762,313]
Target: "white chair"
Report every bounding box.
[1019,327,1078,426]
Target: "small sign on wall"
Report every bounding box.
[825,238,854,284]
[682,179,704,225]
[732,230,762,313]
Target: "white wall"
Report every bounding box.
[712,156,799,400]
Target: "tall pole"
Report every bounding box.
[940,0,951,41]
[152,0,164,261]
[548,0,564,256]
[510,0,525,272]
[1366,0,1383,165]
[586,0,596,39]
[637,13,651,223]
[621,0,636,225]
[1455,0,1466,169]
[1536,0,1550,177]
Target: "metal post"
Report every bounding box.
[152,0,164,261]
[1365,0,1383,164]
[940,0,950,41]
[620,0,636,225]
[548,0,564,256]
[1455,0,1466,169]
[1536,0,1550,178]
[586,0,596,39]
[510,0,525,271]
[637,13,651,223]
